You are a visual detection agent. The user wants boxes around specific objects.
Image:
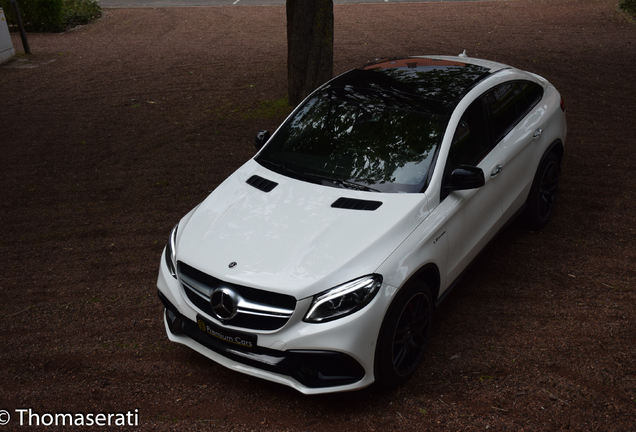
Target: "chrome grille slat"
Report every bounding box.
[238,308,292,318]
[237,297,293,318]
[180,273,213,297]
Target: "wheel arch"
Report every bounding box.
[545,139,564,169]
[401,263,441,304]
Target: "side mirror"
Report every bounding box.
[254,130,270,150]
[448,165,485,191]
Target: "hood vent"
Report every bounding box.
[246,175,278,193]
[331,197,383,211]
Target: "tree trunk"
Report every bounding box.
[286,0,334,106]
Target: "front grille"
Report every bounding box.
[178,262,296,331]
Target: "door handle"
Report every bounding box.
[491,164,502,178]
[533,128,543,140]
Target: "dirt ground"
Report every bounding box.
[1,0,635,430]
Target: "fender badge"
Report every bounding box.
[228,262,237,269]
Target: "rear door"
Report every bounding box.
[487,81,546,221]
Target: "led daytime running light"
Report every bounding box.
[304,275,382,323]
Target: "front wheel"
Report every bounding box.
[525,152,560,230]
[374,281,433,388]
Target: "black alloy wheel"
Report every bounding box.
[526,152,560,230]
[374,282,433,388]
[537,158,559,222]
[391,292,432,376]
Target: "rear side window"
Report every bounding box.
[484,81,544,144]
[515,81,543,117]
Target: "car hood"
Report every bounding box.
[176,159,430,299]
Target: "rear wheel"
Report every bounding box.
[374,281,433,388]
[525,152,560,230]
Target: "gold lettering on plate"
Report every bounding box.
[205,325,253,348]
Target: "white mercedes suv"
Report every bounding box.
[157,55,567,394]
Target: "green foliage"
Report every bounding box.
[62,0,101,28]
[620,0,636,18]
[0,0,101,32]
[1,0,64,32]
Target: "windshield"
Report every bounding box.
[256,79,447,193]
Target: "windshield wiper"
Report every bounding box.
[302,172,380,192]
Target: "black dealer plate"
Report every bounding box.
[196,315,257,350]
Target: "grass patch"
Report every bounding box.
[245,97,292,119]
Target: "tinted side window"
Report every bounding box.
[485,83,518,143]
[447,99,491,170]
[442,100,491,200]
[515,81,543,117]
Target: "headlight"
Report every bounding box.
[164,224,178,279]
[303,275,383,323]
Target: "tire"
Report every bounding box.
[525,152,560,230]
[374,281,433,388]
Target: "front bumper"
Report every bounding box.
[156,251,391,394]
[159,291,365,389]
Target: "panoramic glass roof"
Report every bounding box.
[331,57,492,115]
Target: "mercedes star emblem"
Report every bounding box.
[210,287,240,321]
